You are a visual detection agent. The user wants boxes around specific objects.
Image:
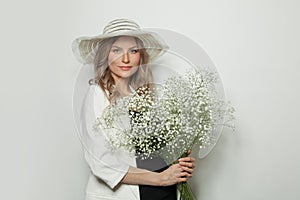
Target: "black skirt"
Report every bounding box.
[136,155,177,200]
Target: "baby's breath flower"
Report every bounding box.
[94,67,234,162]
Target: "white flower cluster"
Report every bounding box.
[94,68,233,162]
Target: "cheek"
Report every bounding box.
[132,54,141,65]
[108,53,119,66]
[107,53,113,65]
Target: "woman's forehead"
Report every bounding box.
[112,36,138,47]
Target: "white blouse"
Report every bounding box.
[79,84,140,200]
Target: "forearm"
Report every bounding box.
[120,153,196,187]
[121,166,162,186]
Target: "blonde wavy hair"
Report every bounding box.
[89,36,153,103]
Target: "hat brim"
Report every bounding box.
[72,30,169,64]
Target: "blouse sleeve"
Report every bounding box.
[79,85,130,189]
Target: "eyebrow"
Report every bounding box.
[111,45,138,49]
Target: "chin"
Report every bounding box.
[119,70,138,79]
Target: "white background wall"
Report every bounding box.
[0,0,299,199]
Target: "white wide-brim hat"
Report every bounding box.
[72,18,169,64]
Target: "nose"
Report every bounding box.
[122,52,130,64]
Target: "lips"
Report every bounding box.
[119,66,132,71]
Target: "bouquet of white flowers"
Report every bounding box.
[94,67,234,200]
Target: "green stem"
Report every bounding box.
[174,151,196,200]
[177,182,195,200]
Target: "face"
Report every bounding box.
[108,36,141,83]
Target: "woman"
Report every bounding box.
[73,19,196,200]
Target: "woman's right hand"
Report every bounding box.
[159,163,192,186]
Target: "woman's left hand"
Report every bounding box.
[178,150,196,178]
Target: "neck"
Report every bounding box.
[112,73,131,96]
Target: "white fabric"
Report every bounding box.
[79,84,140,200]
[79,84,184,200]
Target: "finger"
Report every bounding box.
[177,177,188,183]
[178,157,196,164]
[181,166,193,173]
[180,172,192,178]
[179,161,195,168]
[187,150,191,155]
[178,157,195,163]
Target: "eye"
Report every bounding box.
[129,49,139,54]
[112,49,121,54]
